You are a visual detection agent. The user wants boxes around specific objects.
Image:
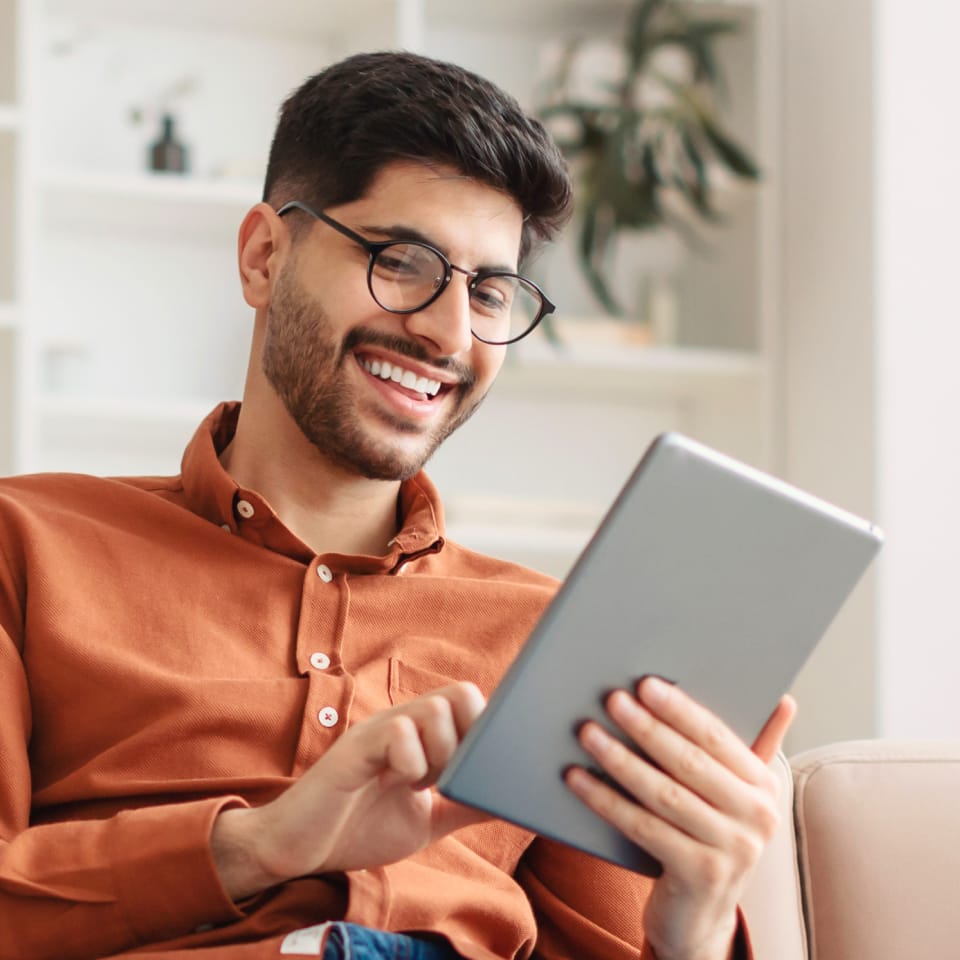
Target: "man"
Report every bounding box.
[0,52,793,960]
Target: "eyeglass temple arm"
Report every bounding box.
[276,201,370,248]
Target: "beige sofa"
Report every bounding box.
[740,740,960,959]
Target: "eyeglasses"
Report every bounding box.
[276,200,554,345]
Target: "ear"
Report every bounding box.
[238,202,289,310]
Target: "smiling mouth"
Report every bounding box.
[358,355,444,398]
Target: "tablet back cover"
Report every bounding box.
[437,432,882,875]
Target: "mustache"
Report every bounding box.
[341,327,476,389]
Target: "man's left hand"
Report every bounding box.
[566,676,796,960]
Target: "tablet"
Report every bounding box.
[437,432,882,875]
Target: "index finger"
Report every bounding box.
[418,681,486,738]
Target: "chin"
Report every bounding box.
[326,436,437,483]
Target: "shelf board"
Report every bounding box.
[43,0,763,39]
[0,104,21,132]
[40,169,261,234]
[39,394,222,428]
[32,342,763,434]
[44,0,402,41]
[505,335,765,398]
[0,304,19,331]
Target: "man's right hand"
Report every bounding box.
[210,681,488,901]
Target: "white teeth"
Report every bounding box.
[360,357,442,397]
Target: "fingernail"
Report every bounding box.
[565,767,592,797]
[639,676,672,707]
[580,722,606,751]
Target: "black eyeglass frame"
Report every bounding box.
[275,200,555,345]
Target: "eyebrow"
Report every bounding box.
[359,221,518,274]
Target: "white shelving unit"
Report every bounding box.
[1,1,24,476]
[39,168,261,230]
[3,0,780,575]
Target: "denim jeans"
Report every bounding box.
[321,922,462,960]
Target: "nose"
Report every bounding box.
[401,273,474,358]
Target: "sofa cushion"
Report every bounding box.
[740,751,808,960]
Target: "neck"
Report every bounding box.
[221,393,402,558]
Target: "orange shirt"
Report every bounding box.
[0,403,748,960]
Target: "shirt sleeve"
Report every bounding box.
[0,622,246,960]
[516,836,754,960]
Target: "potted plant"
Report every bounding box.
[537,0,760,319]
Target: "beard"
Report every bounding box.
[261,264,484,482]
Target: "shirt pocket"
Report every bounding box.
[387,658,461,706]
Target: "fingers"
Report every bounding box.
[567,684,794,960]
[632,677,775,786]
[571,720,733,849]
[583,686,767,828]
[567,679,790,868]
[440,680,487,737]
[372,681,486,789]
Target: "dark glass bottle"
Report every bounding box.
[149,113,189,174]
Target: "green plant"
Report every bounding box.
[538,0,760,315]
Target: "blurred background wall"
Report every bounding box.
[1,0,958,751]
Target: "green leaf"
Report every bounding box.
[626,0,671,71]
[644,126,717,222]
[655,28,730,86]
[577,205,625,315]
[535,0,761,310]
[701,118,761,179]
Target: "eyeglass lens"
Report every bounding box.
[370,242,543,345]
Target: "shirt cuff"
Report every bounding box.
[110,796,248,943]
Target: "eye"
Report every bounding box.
[372,242,444,285]
[471,276,517,315]
[374,247,420,277]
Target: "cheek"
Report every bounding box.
[297,249,373,318]
[472,343,507,390]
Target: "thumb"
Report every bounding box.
[751,694,797,764]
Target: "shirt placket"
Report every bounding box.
[290,557,356,777]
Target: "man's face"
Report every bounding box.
[261,162,523,482]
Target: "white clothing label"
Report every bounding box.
[280,921,331,956]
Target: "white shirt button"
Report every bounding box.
[220,523,232,533]
[310,652,331,671]
[318,707,339,728]
[236,499,255,519]
[317,564,333,583]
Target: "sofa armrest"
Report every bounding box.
[791,739,960,960]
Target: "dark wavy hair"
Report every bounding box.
[263,51,573,264]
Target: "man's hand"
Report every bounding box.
[211,682,489,901]
[565,676,796,960]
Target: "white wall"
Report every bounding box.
[779,0,878,750]
[874,0,960,738]
[783,0,960,748]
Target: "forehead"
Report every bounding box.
[343,161,525,264]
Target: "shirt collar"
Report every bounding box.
[180,402,446,570]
